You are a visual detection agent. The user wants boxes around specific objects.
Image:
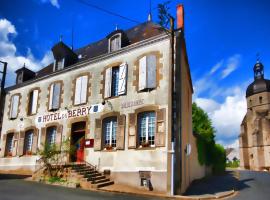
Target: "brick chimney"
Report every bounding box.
[177,4,184,29]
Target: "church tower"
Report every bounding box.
[239,61,270,171]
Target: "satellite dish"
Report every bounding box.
[185,144,191,156]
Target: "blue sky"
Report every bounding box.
[0,0,270,148]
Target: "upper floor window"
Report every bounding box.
[109,34,121,52]
[9,94,20,119]
[74,75,88,105]
[54,58,65,71]
[104,63,127,98]
[103,117,117,149]
[138,111,156,147]
[139,55,157,91]
[28,89,39,115]
[24,130,33,154]
[46,126,57,146]
[49,82,61,111]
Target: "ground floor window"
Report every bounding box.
[103,117,117,149]
[46,126,57,146]
[24,130,33,154]
[138,111,156,147]
[6,133,14,156]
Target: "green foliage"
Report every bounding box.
[48,176,66,184]
[226,159,240,168]
[192,103,226,174]
[157,1,171,28]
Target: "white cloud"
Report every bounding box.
[41,0,60,9]
[194,86,246,147]
[221,54,241,79]
[0,18,53,86]
[210,60,224,75]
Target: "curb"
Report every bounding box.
[98,188,236,200]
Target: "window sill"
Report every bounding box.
[135,146,156,151]
[101,148,117,152]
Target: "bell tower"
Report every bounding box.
[253,61,264,80]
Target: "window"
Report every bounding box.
[28,89,39,115]
[54,58,65,71]
[24,130,33,154]
[74,75,88,105]
[104,63,127,98]
[49,82,61,111]
[111,67,119,96]
[259,96,263,104]
[139,55,157,91]
[110,35,121,52]
[46,127,57,146]
[10,94,20,119]
[138,112,156,147]
[103,117,117,149]
[6,133,14,156]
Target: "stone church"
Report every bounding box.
[239,61,270,171]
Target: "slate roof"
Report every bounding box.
[35,21,165,79]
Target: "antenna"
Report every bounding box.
[71,16,74,50]
[256,52,260,63]
[148,0,152,21]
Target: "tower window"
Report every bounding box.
[259,96,263,104]
[109,34,121,52]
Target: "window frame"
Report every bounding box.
[5,133,14,157]
[53,58,65,71]
[102,116,118,150]
[108,33,121,52]
[46,126,57,146]
[24,130,34,155]
[137,111,156,148]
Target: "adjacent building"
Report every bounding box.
[0,6,205,194]
[239,61,270,171]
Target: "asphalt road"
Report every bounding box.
[0,175,163,200]
[231,170,270,200]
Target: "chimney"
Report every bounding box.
[177,4,184,29]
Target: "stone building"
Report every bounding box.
[239,61,270,171]
[0,6,205,194]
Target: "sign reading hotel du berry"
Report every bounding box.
[35,104,104,124]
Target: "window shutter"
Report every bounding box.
[10,95,19,119]
[18,131,25,156]
[139,56,147,91]
[146,55,157,88]
[31,90,39,114]
[49,84,54,110]
[56,125,63,147]
[0,134,7,157]
[40,128,46,149]
[74,77,82,105]
[155,108,166,147]
[104,68,112,98]
[52,83,61,110]
[94,119,102,151]
[61,58,65,69]
[117,115,126,150]
[118,63,128,95]
[80,75,88,104]
[12,133,19,157]
[32,130,39,154]
[128,113,137,148]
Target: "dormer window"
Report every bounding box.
[109,34,121,52]
[54,58,65,71]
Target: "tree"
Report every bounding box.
[192,102,226,174]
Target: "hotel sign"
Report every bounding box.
[36,104,104,124]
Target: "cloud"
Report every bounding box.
[221,54,241,79]
[195,86,246,149]
[0,18,54,86]
[210,60,224,75]
[40,0,60,9]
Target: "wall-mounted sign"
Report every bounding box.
[121,99,144,109]
[85,139,94,148]
[36,104,104,124]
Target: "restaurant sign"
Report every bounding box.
[35,104,104,124]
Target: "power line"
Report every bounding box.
[76,0,141,24]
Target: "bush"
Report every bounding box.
[48,176,66,184]
[212,144,226,174]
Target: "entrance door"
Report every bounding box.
[70,122,86,163]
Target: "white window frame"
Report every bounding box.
[108,33,121,52]
[29,89,39,115]
[10,94,20,119]
[138,112,156,148]
[46,127,57,146]
[74,75,88,105]
[49,82,61,111]
[53,58,65,71]
[24,130,33,153]
[103,117,117,149]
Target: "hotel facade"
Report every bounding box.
[0,6,205,194]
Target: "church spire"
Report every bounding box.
[253,58,264,80]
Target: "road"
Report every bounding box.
[231,170,270,200]
[0,174,162,200]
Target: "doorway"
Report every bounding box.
[70,121,86,163]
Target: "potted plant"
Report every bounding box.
[26,150,32,155]
[104,144,113,150]
[141,141,150,148]
[7,152,12,157]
